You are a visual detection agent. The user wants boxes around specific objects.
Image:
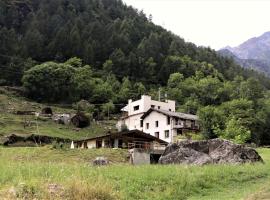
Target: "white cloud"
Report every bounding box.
[123,0,270,49]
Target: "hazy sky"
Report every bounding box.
[122,0,270,50]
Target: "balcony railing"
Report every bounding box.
[127,142,167,150]
[172,123,199,130]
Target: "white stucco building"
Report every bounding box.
[117,95,175,132]
[117,95,199,143]
[141,109,199,143]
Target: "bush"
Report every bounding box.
[73,100,95,113]
[187,132,205,140]
[214,117,251,144]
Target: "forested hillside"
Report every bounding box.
[1,0,269,86]
[1,0,270,145]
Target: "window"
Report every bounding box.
[140,119,143,128]
[177,129,182,135]
[146,123,149,129]
[155,132,159,138]
[167,116,170,125]
[158,106,160,109]
[134,105,139,111]
[165,130,170,138]
[191,120,195,128]
[151,105,155,108]
[155,121,159,127]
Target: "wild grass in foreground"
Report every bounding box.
[0,147,269,200]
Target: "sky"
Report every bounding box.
[122,0,270,50]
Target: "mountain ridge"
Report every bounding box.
[220,31,270,76]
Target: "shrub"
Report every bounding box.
[214,117,251,144]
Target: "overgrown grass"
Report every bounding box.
[0,147,269,199]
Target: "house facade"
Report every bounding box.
[141,109,199,143]
[117,95,199,143]
[117,95,175,131]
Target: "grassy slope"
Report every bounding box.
[0,89,117,141]
[0,147,269,200]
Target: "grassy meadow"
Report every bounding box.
[0,147,269,200]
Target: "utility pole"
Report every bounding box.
[158,87,161,101]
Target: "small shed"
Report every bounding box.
[73,130,168,149]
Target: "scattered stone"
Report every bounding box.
[159,138,263,165]
[53,114,71,125]
[92,157,109,166]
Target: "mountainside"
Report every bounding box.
[1,0,269,87]
[227,32,270,60]
[220,31,270,76]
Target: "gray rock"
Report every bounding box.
[159,139,263,165]
[92,157,109,166]
[159,147,212,165]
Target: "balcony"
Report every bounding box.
[172,123,199,130]
[173,124,184,129]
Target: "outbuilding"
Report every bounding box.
[73,130,168,149]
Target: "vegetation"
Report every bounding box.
[1,0,270,145]
[0,147,269,199]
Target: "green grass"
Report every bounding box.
[0,147,269,199]
[0,113,114,140]
[1,88,270,199]
[0,91,117,141]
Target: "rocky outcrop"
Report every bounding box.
[1,134,71,147]
[159,139,263,165]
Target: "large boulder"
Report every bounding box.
[159,147,212,165]
[71,112,90,128]
[92,157,109,166]
[159,139,263,165]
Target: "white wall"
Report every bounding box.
[87,140,96,148]
[123,114,144,131]
[118,95,176,131]
[142,111,173,143]
[126,95,175,116]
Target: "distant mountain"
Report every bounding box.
[219,31,270,76]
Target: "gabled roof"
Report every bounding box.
[74,129,168,144]
[141,108,198,121]
[121,105,128,112]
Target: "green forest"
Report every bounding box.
[1,0,270,145]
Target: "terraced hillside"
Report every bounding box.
[0,87,117,143]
